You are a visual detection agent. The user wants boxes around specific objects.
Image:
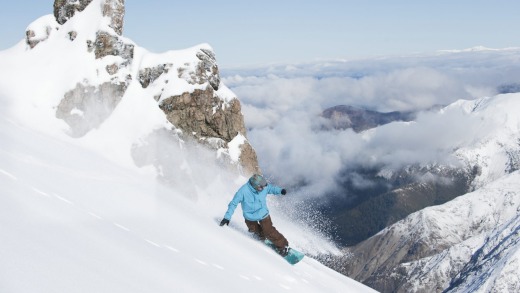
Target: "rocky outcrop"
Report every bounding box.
[54,0,124,35]
[140,45,260,175]
[26,25,53,49]
[158,86,259,175]
[195,48,220,91]
[159,87,245,142]
[56,80,130,137]
[90,31,134,60]
[178,48,220,91]
[32,0,258,177]
[101,0,125,35]
[54,0,94,25]
[235,140,260,175]
[25,15,59,49]
[51,0,133,136]
[138,64,172,89]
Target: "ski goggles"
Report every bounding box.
[250,174,267,191]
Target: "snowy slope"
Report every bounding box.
[0,0,237,167]
[446,211,520,292]
[398,171,520,292]
[0,94,376,293]
[451,95,520,188]
[0,1,376,292]
[343,170,520,293]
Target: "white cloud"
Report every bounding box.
[222,50,519,197]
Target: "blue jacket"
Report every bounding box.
[224,182,283,221]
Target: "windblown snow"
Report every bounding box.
[0,109,374,292]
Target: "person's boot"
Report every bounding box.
[277,246,290,257]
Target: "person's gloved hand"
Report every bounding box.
[281,189,287,195]
[219,218,230,226]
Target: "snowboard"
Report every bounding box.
[264,239,304,265]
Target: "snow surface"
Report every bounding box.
[0,111,376,293]
[451,94,520,188]
[394,170,520,292]
[336,92,520,292]
[383,94,520,292]
[0,0,376,292]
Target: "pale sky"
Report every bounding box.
[1,0,519,67]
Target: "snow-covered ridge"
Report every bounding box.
[446,212,520,292]
[341,93,520,292]
[451,94,520,188]
[399,171,520,292]
[345,169,520,292]
[0,0,259,174]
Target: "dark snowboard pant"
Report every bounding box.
[245,215,288,249]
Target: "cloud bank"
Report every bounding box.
[222,49,520,197]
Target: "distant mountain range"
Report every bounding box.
[320,94,520,292]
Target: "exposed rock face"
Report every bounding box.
[160,87,245,142]
[178,48,221,91]
[54,0,94,25]
[26,26,52,49]
[139,45,260,175]
[56,80,130,137]
[235,141,260,175]
[101,0,125,35]
[50,0,133,137]
[25,15,59,49]
[158,86,259,175]
[91,31,134,60]
[138,64,172,89]
[195,48,220,91]
[54,0,124,34]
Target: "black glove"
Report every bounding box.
[219,218,230,226]
[281,189,287,195]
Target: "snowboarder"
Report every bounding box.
[220,174,290,256]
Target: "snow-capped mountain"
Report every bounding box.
[3,1,520,292]
[339,94,520,292]
[0,0,376,292]
[4,0,259,178]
